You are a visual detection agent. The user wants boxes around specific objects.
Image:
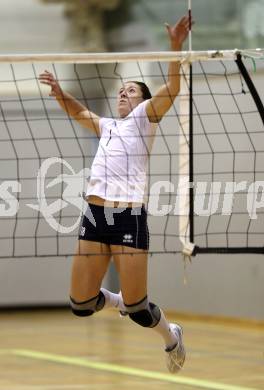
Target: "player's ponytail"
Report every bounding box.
[131,81,152,100]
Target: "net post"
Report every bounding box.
[189,62,194,244]
[178,0,195,256]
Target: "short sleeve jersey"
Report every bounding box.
[86,100,158,203]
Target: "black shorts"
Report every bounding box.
[78,203,149,250]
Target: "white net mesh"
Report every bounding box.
[0,51,263,257]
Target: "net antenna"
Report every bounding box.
[188,0,193,52]
[178,0,195,258]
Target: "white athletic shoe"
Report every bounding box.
[165,323,186,373]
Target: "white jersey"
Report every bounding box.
[86,100,157,203]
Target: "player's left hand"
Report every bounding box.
[165,15,194,49]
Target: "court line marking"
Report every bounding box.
[0,386,89,390]
[4,349,260,390]
[0,382,165,390]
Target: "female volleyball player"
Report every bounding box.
[39,15,191,373]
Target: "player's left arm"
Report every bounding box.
[146,15,193,123]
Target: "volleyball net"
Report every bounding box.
[0,49,263,258]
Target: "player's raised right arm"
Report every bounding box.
[39,70,100,137]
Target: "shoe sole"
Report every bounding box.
[166,323,186,373]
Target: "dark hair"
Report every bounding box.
[129,81,152,100]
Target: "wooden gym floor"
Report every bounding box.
[0,308,263,390]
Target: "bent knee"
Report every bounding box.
[71,307,95,317]
[70,291,105,317]
[125,297,161,328]
[129,309,154,327]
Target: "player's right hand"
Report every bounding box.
[38,70,62,97]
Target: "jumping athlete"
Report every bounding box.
[39,15,192,373]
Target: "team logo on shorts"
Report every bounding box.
[123,234,133,243]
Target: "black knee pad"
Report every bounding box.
[125,297,161,328]
[71,307,94,317]
[70,291,105,317]
[129,309,154,327]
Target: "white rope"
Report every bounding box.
[242,48,264,59]
[0,50,247,64]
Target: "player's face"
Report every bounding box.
[117,82,144,118]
